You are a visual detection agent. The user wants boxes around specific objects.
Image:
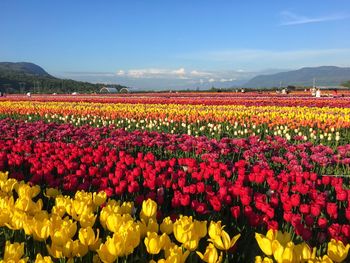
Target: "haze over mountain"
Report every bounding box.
[243,66,350,88]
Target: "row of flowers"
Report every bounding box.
[1,120,350,248]
[0,115,347,146]
[0,101,350,142]
[2,93,350,107]
[1,119,350,174]
[0,171,349,263]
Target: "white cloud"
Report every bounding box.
[280,11,349,26]
[190,70,213,77]
[116,70,125,76]
[172,68,185,75]
[117,67,215,80]
[220,78,235,82]
[208,78,215,83]
[127,69,146,78]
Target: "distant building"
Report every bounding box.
[100,87,119,93]
[119,88,129,93]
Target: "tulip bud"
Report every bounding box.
[93,191,107,207]
[142,198,157,218]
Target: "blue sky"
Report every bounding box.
[1,0,350,89]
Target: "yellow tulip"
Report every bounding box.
[98,219,141,257]
[147,218,159,233]
[54,195,71,212]
[17,183,40,198]
[5,210,27,230]
[50,218,77,246]
[72,239,88,257]
[272,241,295,263]
[166,245,190,263]
[173,216,205,251]
[3,241,26,262]
[137,219,148,237]
[14,197,33,212]
[183,236,200,251]
[0,207,10,226]
[123,223,141,254]
[294,243,316,261]
[46,243,64,259]
[106,213,133,233]
[142,198,157,218]
[194,219,207,239]
[0,195,14,209]
[160,216,174,235]
[275,231,291,247]
[109,234,126,256]
[173,216,207,251]
[51,205,66,217]
[61,239,75,258]
[15,196,43,215]
[79,227,100,249]
[71,199,90,216]
[1,178,18,193]
[0,171,9,182]
[317,255,335,263]
[79,212,97,228]
[120,201,134,215]
[208,221,240,251]
[327,239,350,263]
[34,254,54,263]
[160,232,172,251]
[99,200,125,228]
[255,229,277,256]
[97,240,118,263]
[208,221,222,238]
[74,191,93,205]
[32,218,51,241]
[196,243,222,263]
[144,232,165,254]
[173,216,194,244]
[93,191,107,206]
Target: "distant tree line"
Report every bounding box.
[342,81,350,88]
[0,71,127,94]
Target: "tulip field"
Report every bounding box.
[0,93,350,263]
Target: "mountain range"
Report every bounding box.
[243,66,350,88]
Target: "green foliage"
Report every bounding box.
[342,80,350,88]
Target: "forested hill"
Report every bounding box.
[0,62,127,93]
